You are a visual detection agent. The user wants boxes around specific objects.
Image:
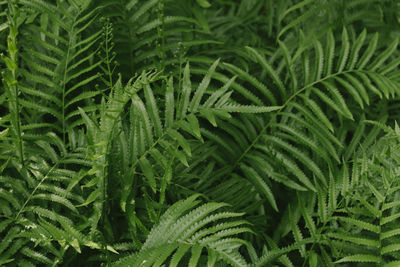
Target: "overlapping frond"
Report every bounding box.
[1,0,400,265]
[261,124,400,266]
[112,195,251,267]
[78,59,278,243]
[0,135,98,265]
[17,0,102,139]
[99,0,220,76]
[326,126,400,266]
[206,28,399,202]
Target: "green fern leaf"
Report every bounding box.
[190,58,220,113]
[357,32,379,69]
[335,254,380,264]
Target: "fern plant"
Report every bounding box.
[183,27,399,239]
[1,0,400,266]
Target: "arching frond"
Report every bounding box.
[209,27,399,201]
[78,60,278,244]
[112,195,251,267]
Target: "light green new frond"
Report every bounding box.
[112,196,250,267]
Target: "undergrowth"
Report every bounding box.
[1,0,400,266]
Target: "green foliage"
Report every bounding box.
[112,194,251,266]
[1,0,400,266]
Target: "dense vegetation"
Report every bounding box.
[1,0,400,266]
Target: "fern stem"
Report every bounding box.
[255,237,322,266]
[129,108,199,172]
[3,1,24,164]
[300,194,346,267]
[14,160,60,220]
[156,0,166,70]
[61,37,72,145]
[104,21,114,90]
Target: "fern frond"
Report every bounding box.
[112,195,250,267]
[16,0,103,140]
[214,27,400,200]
